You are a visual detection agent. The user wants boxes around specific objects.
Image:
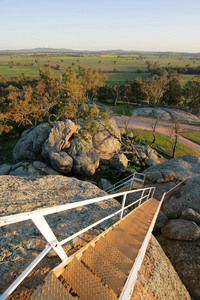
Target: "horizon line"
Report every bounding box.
[0,47,200,55]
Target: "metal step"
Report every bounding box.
[107,227,142,251]
[132,182,143,189]
[114,182,143,194]
[120,199,159,228]
[94,237,133,276]
[61,258,117,300]
[32,272,75,300]
[118,214,152,233]
[117,225,148,243]
[114,181,144,193]
[81,245,127,296]
[104,229,138,260]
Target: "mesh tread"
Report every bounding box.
[122,198,159,224]
[119,198,159,238]
[109,227,142,250]
[118,219,150,238]
[81,246,127,296]
[32,273,74,300]
[62,258,117,300]
[104,230,138,260]
[94,237,133,275]
[115,182,143,193]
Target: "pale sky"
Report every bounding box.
[0,0,200,52]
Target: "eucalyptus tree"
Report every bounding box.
[78,66,107,103]
[184,76,200,112]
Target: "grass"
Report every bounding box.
[102,101,138,116]
[180,74,197,86]
[106,71,150,85]
[100,101,158,118]
[0,137,19,164]
[180,130,200,145]
[129,129,200,157]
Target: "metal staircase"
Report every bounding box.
[0,177,188,300]
[32,198,159,300]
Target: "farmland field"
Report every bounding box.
[0,51,200,85]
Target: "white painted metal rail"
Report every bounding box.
[0,185,155,300]
[119,177,190,300]
[105,171,146,194]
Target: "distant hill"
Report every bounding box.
[0,48,74,54]
[0,48,199,56]
[25,48,74,53]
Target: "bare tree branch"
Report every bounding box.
[168,116,180,158]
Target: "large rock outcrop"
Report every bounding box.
[181,208,200,224]
[131,107,200,123]
[13,124,51,162]
[12,117,122,177]
[161,219,200,241]
[131,144,160,166]
[42,119,77,161]
[133,235,190,299]
[49,151,73,174]
[152,107,171,120]
[157,235,200,300]
[110,153,128,170]
[93,117,121,155]
[67,139,99,176]
[162,176,200,218]
[144,155,200,299]
[144,155,200,183]
[0,161,60,177]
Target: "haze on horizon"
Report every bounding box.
[1,0,200,53]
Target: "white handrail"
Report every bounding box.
[105,172,146,194]
[119,177,190,300]
[0,245,52,300]
[0,185,155,300]
[0,186,151,227]
[119,193,166,300]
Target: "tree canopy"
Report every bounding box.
[0,66,107,135]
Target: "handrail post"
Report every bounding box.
[152,187,155,198]
[31,215,68,261]
[142,174,146,187]
[147,189,151,200]
[129,173,135,190]
[138,190,145,206]
[120,194,127,219]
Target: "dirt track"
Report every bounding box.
[114,115,200,152]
